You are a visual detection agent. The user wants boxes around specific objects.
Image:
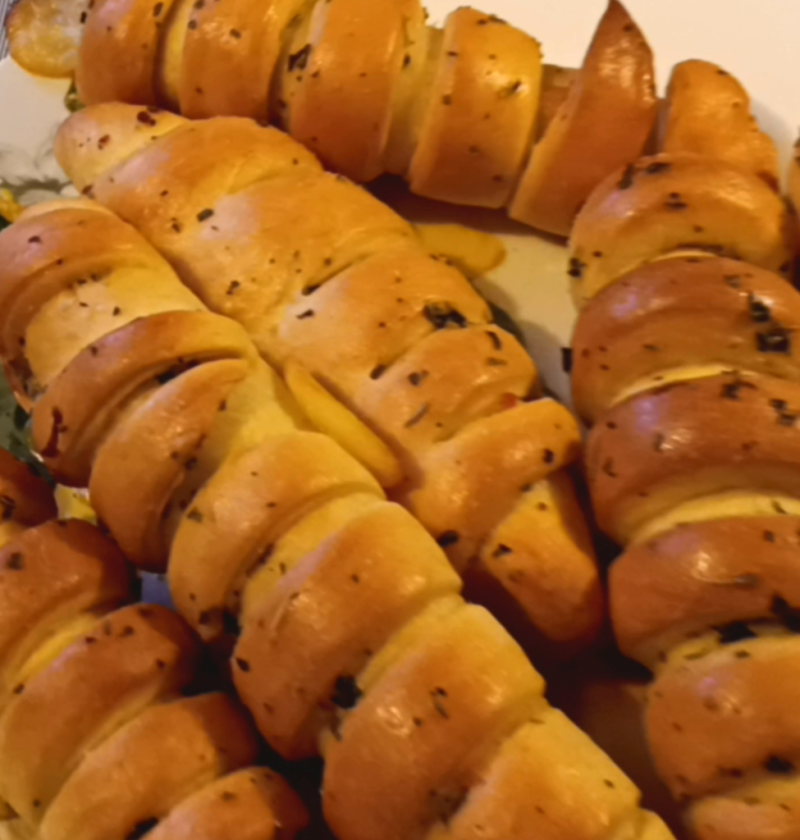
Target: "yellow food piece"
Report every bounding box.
[5,0,87,78]
[414,223,506,278]
[283,360,404,489]
[0,191,24,225]
[54,484,97,524]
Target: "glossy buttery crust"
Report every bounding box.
[662,59,780,190]
[0,458,308,840]
[69,0,656,233]
[569,153,795,308]
[572,257,800,425]
[52,102,603,649]
[508,0,657,235]
[0,204,673,840]
[586,372,800,545]
[571,62,800,840]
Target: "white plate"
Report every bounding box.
[2,0,800,407]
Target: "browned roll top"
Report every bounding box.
[8,0,658,236]
[0,201,673,840]
[571,58,800,840]
[0,449,308,840]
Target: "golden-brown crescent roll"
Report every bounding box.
[571,60,800,840]
[52,103,603,649]
[10,0,657,234]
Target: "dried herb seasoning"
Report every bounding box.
[714,622,757,644]
[720,379,756,400]
[430,687,449,718]
[757,325,792,354]
[567,257,586,280]
[437,531,460,548]
[331,675,362,709]
[765,756,795,774]
[748,295,771,323]
[424,304,467,330]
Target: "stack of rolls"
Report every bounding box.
[0,199,674,840]
[571,59,800,840]
[48,101,605,653]
[0,447,308,840]
[7,0,657,235]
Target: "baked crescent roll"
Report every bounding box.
[0,203,672,839]
[571,62,800,840]
[7,0,657,235]
[52,102,604,649]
